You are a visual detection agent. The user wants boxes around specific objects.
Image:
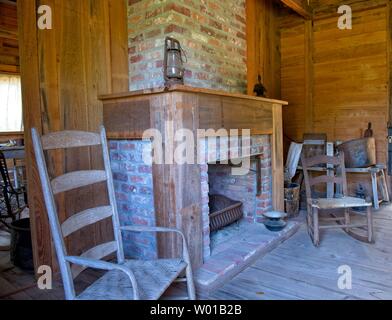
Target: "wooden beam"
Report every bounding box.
[313,0,387,20]
[272,103,284,212]
[280,0,312,20]
[304,20,314,132]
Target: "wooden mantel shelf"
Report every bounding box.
[99,86,287,269]
[99,84,288,106]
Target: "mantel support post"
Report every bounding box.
[272,103,285,212]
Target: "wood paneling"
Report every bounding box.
[246,0,281,99]
[388,0,392,125]
[0,0,18,73]
[281,16,306,143]
[103,97,151,139]
[280,0,390,194]
[18,0,129,272]
[313,6,388,164]
[281,4,388,161]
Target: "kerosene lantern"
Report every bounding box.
[164,37,185,86]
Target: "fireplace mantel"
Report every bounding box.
[99,86,288,269]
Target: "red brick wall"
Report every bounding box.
[128,0,247,92]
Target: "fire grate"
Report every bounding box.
[209,194,243,232]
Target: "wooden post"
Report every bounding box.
[246,0,281,99]
[304,19,314,133]
[18,0,129,273]
[272,103,285,211]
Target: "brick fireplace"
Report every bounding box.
[110,134,273,262]
[100,86,287,270]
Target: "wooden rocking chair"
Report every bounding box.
[0,150,27,228]
[32,126,196,300]
[301,152,374,246]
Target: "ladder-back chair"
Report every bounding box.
[32,126,196,300]
[301,152,374,246]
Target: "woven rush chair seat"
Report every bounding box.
[78,259,187,300]
[310,196,372,210]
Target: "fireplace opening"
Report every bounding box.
[209,194,243,232]
[206,159,269,256]
[199,135,273,261]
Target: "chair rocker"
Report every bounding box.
[301,153,374,246]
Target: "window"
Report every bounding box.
[0,74,23,132]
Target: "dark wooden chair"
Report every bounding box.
[301,152,374,246]
[0,150,27,228]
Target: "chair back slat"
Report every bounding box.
[51,170,107,195]
[308,175,344,188]
[41,131,101,150]
[301,152,348,200]
[71,241,118,279]
[61,206,113,237]
[303,155,341,167]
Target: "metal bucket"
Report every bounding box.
[10,218,34,271]
[337,137,376,168]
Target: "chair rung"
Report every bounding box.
[174,278,187,283]
[320,217,346,222]
[51,170,107,194]
[319,223,367,230]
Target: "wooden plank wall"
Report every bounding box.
[18,0,129,272]
[280,12,306,143]
[280,0,390,193]
[0,0,18,74]
[247,0,282,99]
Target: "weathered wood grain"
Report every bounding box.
[18,0,129,272]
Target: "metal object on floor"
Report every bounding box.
[209,194,243,232]
[262,211,287,232]
[10,218,33,271]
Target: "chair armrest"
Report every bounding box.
[65,256,140,300]
[120,226,192,265]
[121,225,184,236]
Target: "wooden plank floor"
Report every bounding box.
[0,204,391,300]
[206,204,392,300]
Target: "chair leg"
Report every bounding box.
[381,169,390,203]
[185,265,196,300]
[313,208,320,247]
[371,172,379,210]
[366,206,374,243]
[344,209,350,233]
[306,204,313,240]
